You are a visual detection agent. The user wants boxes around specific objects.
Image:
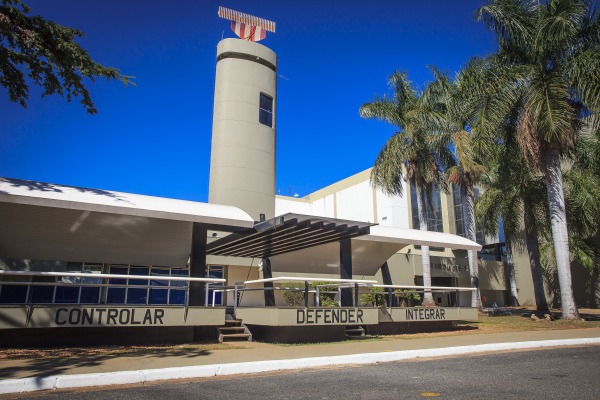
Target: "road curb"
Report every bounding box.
[2,337,599,394]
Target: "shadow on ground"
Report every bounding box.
[0,346,220,381]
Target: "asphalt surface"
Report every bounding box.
[14,346,600,399]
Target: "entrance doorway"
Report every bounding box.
[206,266,224,306]
[414,276,458,306]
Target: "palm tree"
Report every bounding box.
[476,127,551,311]
[359,71,454,307]
[474,0,600,319]
[434,64,488,309]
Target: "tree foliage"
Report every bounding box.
[471,0,600,319]
[360,70,455,307]
[0,0,133,113]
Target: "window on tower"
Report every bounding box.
[259,93,273,127]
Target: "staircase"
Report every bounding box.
[217,314,252,343]
[345,325,366,339]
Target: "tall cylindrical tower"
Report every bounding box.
[208,38,277,221]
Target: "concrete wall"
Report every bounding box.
[227,265,262,307]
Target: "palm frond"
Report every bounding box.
[476,0,536,47]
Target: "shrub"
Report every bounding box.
[360,287,385,307]
[395,289,421,306]
[311,281,339,307]
[281,282,307,307]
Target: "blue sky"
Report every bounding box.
[0,0,496,201]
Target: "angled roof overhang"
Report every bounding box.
[0,178,254,266]
[270,225,482,276]
[206,213,374,259]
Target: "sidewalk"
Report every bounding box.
[2,328,600,394]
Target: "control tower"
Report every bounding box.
[208,8,277,221]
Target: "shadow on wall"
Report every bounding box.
[543,261,600,309]
[0,177,129,203]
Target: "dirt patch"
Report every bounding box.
[0,342,247,361]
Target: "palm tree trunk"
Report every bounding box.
[462,183,482,309]
[416,185,436,306]
[545,146,580,320]
[505,239,520,306]
[523,205,550,312]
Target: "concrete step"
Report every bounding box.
[346,326,365,338]
[219,326,246,332]
[220,333,252,342]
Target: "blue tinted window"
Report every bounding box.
[0,285,28,303]
[80,287,100,304]
[150,289,168,304]
[169,289,185,305]
[259,93,273,127]
[150,268,169,305]
[31,277,55,303]
[55,286,79,303]
[107,266,128,304]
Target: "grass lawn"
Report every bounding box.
[385,307,600,341]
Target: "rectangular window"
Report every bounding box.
[410,185,444,251]
[453,185,485,245]
[55,262,83,303]
[31,276,56,303]
[107,265,127,304]
[259,93,273,127]
[169,268,188,305]
[452,185,466,237]
[150,267,169,305]
[410,185,444,233]
[206,266,224,306]
[127,266,149,304]
[1,262,103,305]
[80,264,102,304]
[0,274,29,304]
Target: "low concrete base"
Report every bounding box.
[365,321,454,335]
[246,324,347,343]
[0,326,219,348]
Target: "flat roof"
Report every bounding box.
[0,177,254,266]
[0,177,254,228]
[270,225,481,276]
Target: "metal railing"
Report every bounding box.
[206,278,479,315]
[0,270,225,306]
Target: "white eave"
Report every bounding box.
[358,225,482,251]
[0,177,253,266]
[0,177,254,228]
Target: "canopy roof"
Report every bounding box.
[0,178,482,273]
[270,225,482,276]
[0,177,254,227]
[207,213,374,258]
[0,177,253,266]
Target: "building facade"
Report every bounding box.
[275,168,536,308]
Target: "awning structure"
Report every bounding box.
[270,225,482,276]
[206,213,374,258]
[0,177,254,227]
[0,177,254,266]
[360,225,482,251]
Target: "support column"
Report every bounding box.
[189,223,208,306]
[340,238,353,306]
[262,257,276,306]
[380,262,398,307]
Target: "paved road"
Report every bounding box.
[14,346,600,399]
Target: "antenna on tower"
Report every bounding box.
[217,6,276,42]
